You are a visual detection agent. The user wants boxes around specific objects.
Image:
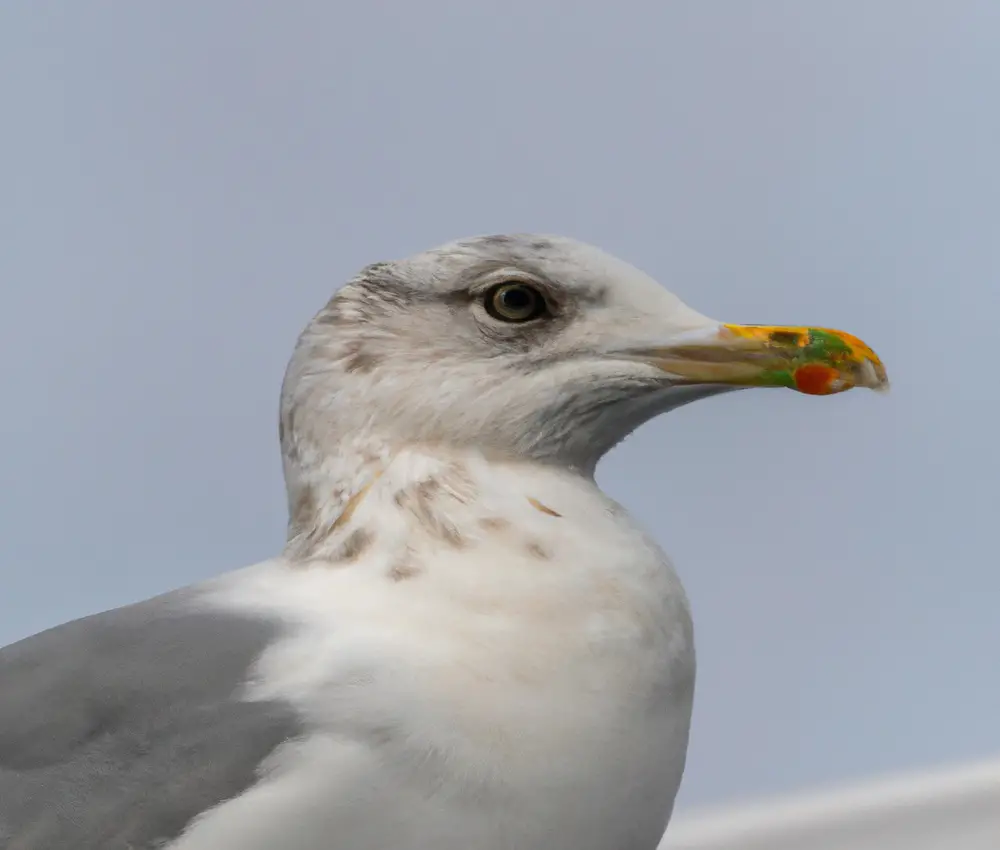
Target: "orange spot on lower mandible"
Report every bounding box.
[793,364,840,395]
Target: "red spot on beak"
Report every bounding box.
[793,363,840,395]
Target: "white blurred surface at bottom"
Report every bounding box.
[662,758,1000,849]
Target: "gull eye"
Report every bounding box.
[484,283,547,323]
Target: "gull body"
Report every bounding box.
[0,235,886,849]
[174,451,693,850]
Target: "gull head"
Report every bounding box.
[280,233,887,484]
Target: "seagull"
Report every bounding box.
[0,234,887,850]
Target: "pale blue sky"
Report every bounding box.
[2,1,998,811]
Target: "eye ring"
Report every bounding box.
[484,282,547,323]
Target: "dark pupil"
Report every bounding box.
[501,286,533,311]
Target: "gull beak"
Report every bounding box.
[630,324,889,395]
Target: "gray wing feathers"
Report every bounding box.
[0,589,299,850]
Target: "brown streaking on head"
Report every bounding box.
[394,468,476,549]
[334,528,373,563]
[527,497,562,518]
[478,516,511,532]
[332,480,377,531]
[524,539,551,560]
[388,550,421,582]
[440,524,467,550]
[280,407,299,463]
[343,340,380,374]
[290,486,318,534]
